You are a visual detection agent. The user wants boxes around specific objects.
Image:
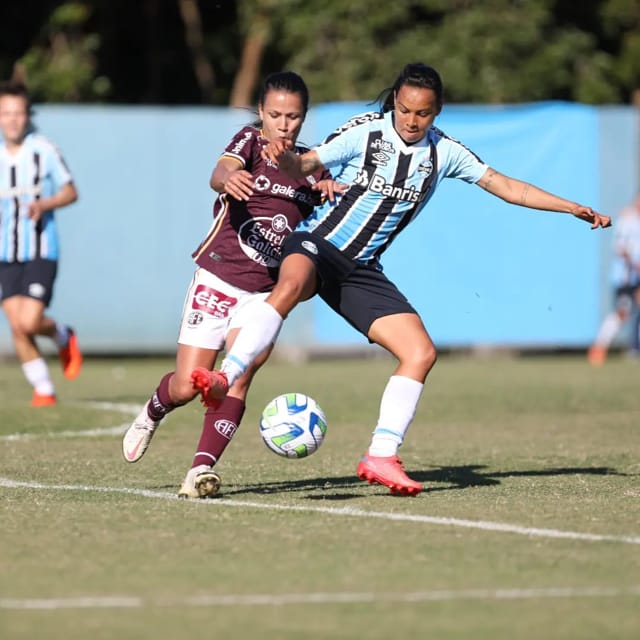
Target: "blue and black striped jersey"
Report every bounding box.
[0,132,73,262]
[297,110,488,265]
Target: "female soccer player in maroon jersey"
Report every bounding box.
[122,71,344,498]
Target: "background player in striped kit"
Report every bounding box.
[588,192,640,365]
[121,71,345,498]
[192,62,612,496]
[0,82,82,407]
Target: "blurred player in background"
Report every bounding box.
[588,193,640,365]
[193,62,612,497]
[122,71,344,498]
[0,82,82,407]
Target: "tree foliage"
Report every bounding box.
[0,0,639,105]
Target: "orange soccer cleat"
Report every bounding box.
[587,345,607,367]
[190,367,229,408]
[357,453,423,496]
[59,328,83,380]
[31,391,57,407]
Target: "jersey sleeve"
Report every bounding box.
[45,140,73,188]
[314,112,377,170]
[442,138,489,184]
[220,126,258,169]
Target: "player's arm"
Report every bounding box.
[210,156,254,201]
[476,167,611,229]
[261,140,325,178]
[27,182,78,222]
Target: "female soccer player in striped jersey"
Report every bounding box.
[192,62,612,496]
[122,71,344,498]
[0,82,82,407]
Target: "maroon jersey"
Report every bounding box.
[193,126,331,292]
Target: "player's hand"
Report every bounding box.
[27,201,45,222]
[261,139,295,169]
[223,169,255,201]
[570,205,612,229]
[312,179,349,205]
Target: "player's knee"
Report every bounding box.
[270,277,310,311]
[416,341,438,373]
[13,318,38,337]
[171,376,199,404]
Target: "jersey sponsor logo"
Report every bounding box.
[324,112,382,140]
[192,284,238,318]
[0,185,42,199]
[301,240,318,255]
[253,174,316,205]
[371,151,390,167]
[215,419,238,439]
[238,215,292,267]
[230,130,253,155]
[371,138,395,153]
[354,169,421,203]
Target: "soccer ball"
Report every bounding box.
[259,393,328,459]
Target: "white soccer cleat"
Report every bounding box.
[178,464,221,499]
[122,402,160,463]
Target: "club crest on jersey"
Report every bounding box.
[418,160,433,176]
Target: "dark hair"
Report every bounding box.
[253,71,309,127]
[0,81,33,115]
[378,63,444,113]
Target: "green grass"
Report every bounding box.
[1,353,639,639]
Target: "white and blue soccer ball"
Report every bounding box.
[259,393,328,459]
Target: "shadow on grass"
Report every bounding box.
[218,465,625,500]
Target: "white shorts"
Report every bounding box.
[177,269,270,350]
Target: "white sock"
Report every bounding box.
[595,312,622,347]
[368,375,424,457]
[220,301,283,386]
[54,323,70,348]
[22,358,55,395]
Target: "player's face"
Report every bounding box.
[0,95,30,146]
[393,85,442,145]
[259,90,306,143]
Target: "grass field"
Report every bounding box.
[1,352,639,639]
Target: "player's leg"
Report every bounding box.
[179,338,273,499]
[123,269,224,462]
[356,312,436,496]
[588,288,630,365]
[2,293,57,406]
[192,249,318,405]
[630,287,640,355]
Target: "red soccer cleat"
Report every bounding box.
[357,453,423,496]
[59,328,83,380]
[31,391,57,407]
[190,367,229,408]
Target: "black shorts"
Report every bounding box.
[613,284,640,313]
[0,259,58,306]
[282,231,416,337]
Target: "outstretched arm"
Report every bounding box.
[477,167,611,229]
[261,139,325,178]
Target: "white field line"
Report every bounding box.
[1,586,639,610]
[1,477,639,546]
[0,401,138,440]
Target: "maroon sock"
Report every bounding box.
[192,396,246,468]
[147,372,183,422]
